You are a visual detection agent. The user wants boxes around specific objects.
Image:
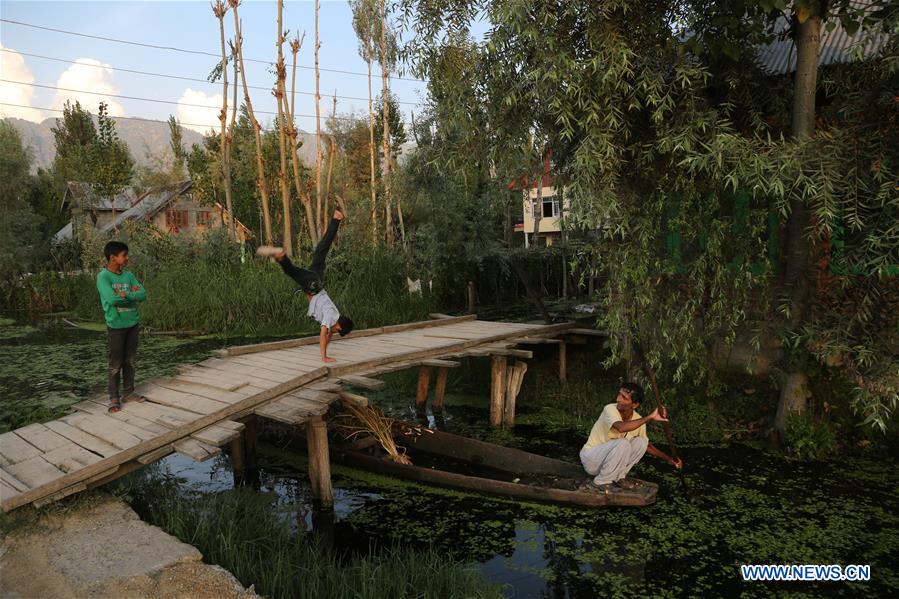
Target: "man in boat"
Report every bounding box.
[580,382,683,491]
[257,208,354,363]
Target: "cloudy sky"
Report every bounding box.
[0,0,430,134]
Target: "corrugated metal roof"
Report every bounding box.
[99,180,193,234]
[62,181,138,211]
[755,2,890,75]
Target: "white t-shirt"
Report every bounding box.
[307,290,340,330]
[581,403,647,452]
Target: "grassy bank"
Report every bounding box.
[131,480,503,599]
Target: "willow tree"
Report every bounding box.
[350,0,380,245]
[401,0,898,433]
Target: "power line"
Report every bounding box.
[0,18,426,84]
[0,48,423,107]
[1,78,364,122]
[0,101,221,131]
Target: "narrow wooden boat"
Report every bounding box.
[332,425,658,508]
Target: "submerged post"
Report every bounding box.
[306,415,333,508]
[244,415,258,471]
[433,367,449,411]
[490,356,507,426]
[229,434,246,484]
[415,365,431,414]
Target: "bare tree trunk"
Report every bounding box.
[314,0,323,237]
[379,0,393,245]
[274,0,293,256]
[324,92,337,205]
[367,59,377,245]
[231,2,272,245]
[280,34,317,244]
[214,2,236,241]
[532,175,543,244]
[775,12,822,436]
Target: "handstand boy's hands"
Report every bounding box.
[334,209,345,221]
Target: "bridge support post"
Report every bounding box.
[306,415,333,509]
[490,356,507,427]
[415,366,432,414]
[433,367,449,411]
[244,415,258,470]
[559,341,567,382]
[229,435,246,483]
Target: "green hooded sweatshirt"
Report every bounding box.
[96,268,147,329]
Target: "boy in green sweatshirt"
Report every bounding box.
[96,241,147,413]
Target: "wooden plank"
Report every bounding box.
[137,445,174,465]
[165,377,250,393]
[138,383,233,414]
[0,469,30,492]
[103,399,195,429]
[230,354,311,376]
[566,328,607,337]
[178,366,270,390]
[420,359,460,368]
[3,368,327,512]
[5,457,66,488]
[0,432,41,465]
[73,400,170,436]
[33,482,87,508]
[505,349,533,359]
[15,423,70,453]
[428,313,455,319]
[224,314,478,356]
[173,438,220,462]
[62,414,143,451]
[1,480,20,501]
[215,420,245,432]
[155,378,253,404]
[339,374,385,390]
[44,421,121,459]
[41,444,102,473]
[293,389,338,404]
[191,424,241,447]
[338,391,368,407]
[197,360,294,384]
[511,337,563,345]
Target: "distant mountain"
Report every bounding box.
[3,116,413,173]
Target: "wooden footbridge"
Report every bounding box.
[0,315,598,512]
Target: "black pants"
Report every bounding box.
[278,218,340,293]
[107,324,139,401]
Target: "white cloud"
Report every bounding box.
[53,58,125,117]
[176,88,223,134]
[0,45,45,122]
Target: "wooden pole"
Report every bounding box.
[468,281,476,314]
[229,435,246,484]
[490,356,507,427]
[415,365,431,412]
[243,415,258,470]
[559,341,567,382]
[433,366,449,411]
[502,362,519,426]
[306,415,333,508]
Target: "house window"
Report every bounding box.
[166,208,189,230]
[532,195,559,219]
[196,211,212,225]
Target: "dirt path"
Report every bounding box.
[0,495,258,599]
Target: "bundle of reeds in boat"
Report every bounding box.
[334,403,413,465]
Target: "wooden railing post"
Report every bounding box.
[433,367,449,411]
[490,356,507,427]
[415,366,431,414]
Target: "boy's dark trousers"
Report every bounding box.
[107,324,139,401]
[278,217,340,292]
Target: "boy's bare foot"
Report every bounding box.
[256,246,285,260]
[123,393,146,404]
[323,357,337,363]
[108,400,122,414]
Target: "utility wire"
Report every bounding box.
[1,78,363,122]
[0,48,423,107]
[0,18,426,83]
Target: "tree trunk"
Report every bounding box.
[275,0,293,256]
[775,12,822,435]
[232,8,272,244]
[380,0,393,245]
[214,5,236,241]
[285,35,318,244]
[368,59,377,246]
[324,92,337,208]
[314,0,324,236]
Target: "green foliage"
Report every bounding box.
[92,102,134,200]
[785,412,837,460]
[132,481,503,599]
[399,0,899,431]
[0,121,43,297]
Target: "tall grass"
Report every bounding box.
[11,226,432,335]
[134,485,502,599]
